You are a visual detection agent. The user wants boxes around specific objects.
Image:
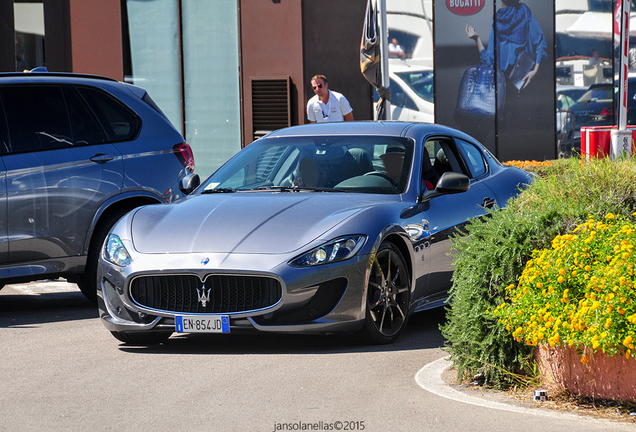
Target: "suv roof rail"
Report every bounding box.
[0,70,118,82]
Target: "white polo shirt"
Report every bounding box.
[306,90,353,123]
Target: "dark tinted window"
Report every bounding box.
[395,70,434,103]
[1,86,74,153]
[390,79,417,110]
[77,86,140,142]
[456,139,487,178]
[63,87,108,146]
[0,98,8,154]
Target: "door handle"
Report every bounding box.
[90,153,115,163]
[481,197,496,209]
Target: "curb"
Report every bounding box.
[414,356,616,423]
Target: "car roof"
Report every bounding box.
[262,121,474,141]
[556,85,586,92]
[0,71,120,85]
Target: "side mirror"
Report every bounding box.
[435,172,470,194]
[420,172,470,202]
[179,173,200,195]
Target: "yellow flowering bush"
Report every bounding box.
[493,213,636,360]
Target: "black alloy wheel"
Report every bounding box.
[360,241,410,344]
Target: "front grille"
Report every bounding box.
[130,274,282,314]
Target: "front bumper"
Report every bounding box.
[97,251,371,336]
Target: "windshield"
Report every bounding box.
[394,70,434,103]
[199,136,414,194]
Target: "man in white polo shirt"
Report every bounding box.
[306,74,354,123]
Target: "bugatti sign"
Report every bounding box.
[446,0,484,15]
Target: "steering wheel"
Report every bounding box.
[363,170,399,187]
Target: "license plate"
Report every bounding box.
[175,315,230,333]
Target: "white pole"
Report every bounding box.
[618,0,630,131]
[379,0,389,120]
[611,0,632,159]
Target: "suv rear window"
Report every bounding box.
[64,87,108,146]
[77,87,140,142]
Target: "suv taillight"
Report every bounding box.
[174,142,195,173]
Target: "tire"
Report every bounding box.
[78,207,133,303]
[110,331,172,345]
[358,242,411,344]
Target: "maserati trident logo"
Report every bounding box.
[196,284,211,307]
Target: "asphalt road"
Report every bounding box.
[0,280,631,432]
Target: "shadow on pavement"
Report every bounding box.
[116,308,448,356]
[0,280,448,354]
[0,285,97,328]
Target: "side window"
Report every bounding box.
[390,79,417,110]
[0,98,8,154]
[403,93,418,111]
[455,139,487,178]
[423,138,474,190]
[63,87,108,146]
[77,87,140,142]
[422,139,448,190]
[2,86,74,153]
[424,139,460,177]
[424,140,440,166]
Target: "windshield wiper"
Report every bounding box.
[291,186,347,192]
[201,187,236,194]
[250,186,294,192]
[244,186,346,193]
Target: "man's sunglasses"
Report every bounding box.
[312,84,324,90]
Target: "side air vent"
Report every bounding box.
[251,76,291,140]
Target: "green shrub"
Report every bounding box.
[441,157,636,387]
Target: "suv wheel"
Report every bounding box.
[77,207,134,302]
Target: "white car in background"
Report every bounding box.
[380,62,434,123]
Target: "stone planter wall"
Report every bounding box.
[535,344,636,402]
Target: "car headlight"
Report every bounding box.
[104,234,132,267]
[289,235,366,267]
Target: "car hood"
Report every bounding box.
[130,193,392,254]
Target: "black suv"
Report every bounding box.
[0,70,197,301]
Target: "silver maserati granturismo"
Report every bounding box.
[97,121,533,345]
